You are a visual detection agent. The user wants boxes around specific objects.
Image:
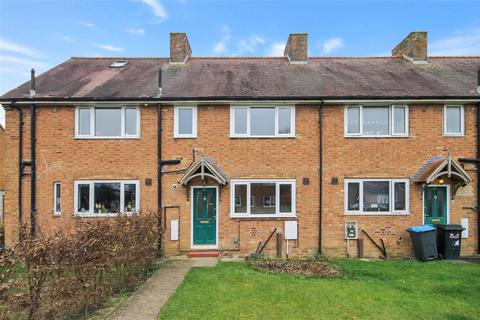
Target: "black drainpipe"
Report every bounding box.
[318,99,324,255]
[10,101,24,230]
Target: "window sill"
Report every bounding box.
[230,214,296,219]
[74,136,140,140]
[344,135,409,139]
[442,134,465,137]
[53,212,61,217]
[74,213,119,218]
[230,135,296,139]
[173,135,197,139]
[344,212,411,216]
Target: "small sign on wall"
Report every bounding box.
[461,218,468,239]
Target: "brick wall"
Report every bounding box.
[322,104,478,258]
[0,124,4,191]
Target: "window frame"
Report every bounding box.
[443,105,465,137]
[74,106,140,139]
[74,180,140,217]
[174,106,197,138]
[230,106,296,138]
[344,178,410,215]
[230,179,296,218]
[344,105,409,137]
[53,182,61,216]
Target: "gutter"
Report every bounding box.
[318,99,324,255]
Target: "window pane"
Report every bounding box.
[124,183,137,212]
[78,184,90,212]
[363,181,390,212]
[446,107,462,134]
[178,108,193,135]
[347,182,360,211]
[394,182,406,211]
[393,107,406,134]
[94,183,121,213]
[78,108,91,135]
[279,184,292,213]
[55,184,61,212]
[278,108,292,134]
[125,108,138,135]
[251,183,276,214]
[234,108,247,134]
[234,184,247,213]
[95,108,122,136]
[363,107,389,135]
[251,108,275,136]
[347,107,360,134]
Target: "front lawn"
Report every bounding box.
[159,259,480,320]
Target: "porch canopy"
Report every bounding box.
[179,157,228,186]
[413,156,472,197]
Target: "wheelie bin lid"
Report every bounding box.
[436,224,465,231]
[407,225,436,233]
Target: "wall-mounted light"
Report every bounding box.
[438,178,445,185]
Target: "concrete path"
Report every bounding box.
[108,259,193,320]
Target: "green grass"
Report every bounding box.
[158,259,480,320]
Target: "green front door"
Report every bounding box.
[193,188,217,245]
[424,186,448,225]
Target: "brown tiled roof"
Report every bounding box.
[1,56,480,101]
[413,157,446,183]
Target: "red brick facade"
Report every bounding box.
[2,103,478,257]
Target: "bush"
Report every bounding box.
[0,212,159,320]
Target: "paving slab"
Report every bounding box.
[191,257,218,267]
[108,259,192,320]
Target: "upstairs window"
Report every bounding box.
[75,106,139,138]
[230,106,295,137]
[174,106,197,138]
[444,105,464,136]
[345,105,408,137]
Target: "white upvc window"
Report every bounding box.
[53,182,61,215]
[443,105,464,136]
[174,106,197,138]
[230,179,296,218]
[230,106,295,137]
[345,105,409,137]
[75,106,140,138]
[74,180,140,217]
[344,179,409,215]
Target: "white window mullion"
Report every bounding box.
[275,183,280,215]
[89,182,94,214]
[274,107,279,136]
[121,107,126,136]
[359,180,364,214]
[247,108,251,136]
[120,182,125,214]
[247,183,251,215]
[90,107,95,136]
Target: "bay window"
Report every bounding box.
[74,180,140,216]
[230,106,295,137]
[75,106,139,138]
[345,105,408,137]
[344,179,409,214]
[231,179,296,217]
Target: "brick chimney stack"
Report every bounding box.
[284,33,308,64]
[392,32,428,64]
[170,33,192,64]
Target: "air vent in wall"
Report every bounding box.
[109,60,128,68]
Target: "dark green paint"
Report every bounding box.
[424,186,448,225]
[193,188,217,245]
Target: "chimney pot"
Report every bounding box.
[284,33,308,64]
[170,33,192,64]
[392,32,428,63]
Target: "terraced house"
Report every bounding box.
[1,32,479,258]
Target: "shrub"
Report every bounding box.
[0,212,158,320]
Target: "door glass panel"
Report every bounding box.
[437,190,444,217]
[196,191,203,219]
[207,192,215,218]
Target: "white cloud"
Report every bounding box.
[237,34,265,54]
[212,25,267,56]
[268,42,286,56]
[0,38,43,58]
[430,27,480,56]
[96,44,125,52]
[213,41,228,54]
[140,0,168,20]
[0,55,48,68]
[80,21,96,28]
[322,37,344,54]
[126,28,145,35]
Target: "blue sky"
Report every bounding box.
[1,0,480,126]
